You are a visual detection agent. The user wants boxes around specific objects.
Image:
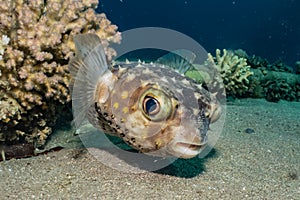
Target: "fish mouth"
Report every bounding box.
[173,142,206,159]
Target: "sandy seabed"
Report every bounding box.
[0,98,299,199]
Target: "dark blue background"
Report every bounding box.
[97,0,300,67]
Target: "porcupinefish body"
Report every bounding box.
[69,34,221,159]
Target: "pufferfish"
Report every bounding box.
[69,33,221,159]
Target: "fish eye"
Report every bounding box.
[143,96,160,116]
[139,88,173,122]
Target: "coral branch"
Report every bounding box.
[0,0,121,146]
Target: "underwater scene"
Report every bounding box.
[0,0,299,199]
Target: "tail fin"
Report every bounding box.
[69,34,109,129]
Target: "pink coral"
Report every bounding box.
[0,0,121,146]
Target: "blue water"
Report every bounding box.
[97,0,300,67]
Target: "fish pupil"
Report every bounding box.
[144,96,159,115]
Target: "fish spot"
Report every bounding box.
[130,105,137,112]
[120,133,125,137]
[111,114,115,119]
[122,107,129,114]
[120,118,126,123]
[95,103,102,114]
[96,109,101,116]
[155,140,161,149]
[126,140,132,145]
[94,102,99,110]
[113,102,119,109]
[121,91,129,99]
[103,112,108,117]
[205,111,210,118]
[131,138,136,143]
[112,128,117,133]
[116,125,120,129]
[143,121,149,127]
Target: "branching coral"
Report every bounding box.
[0,0,121,146]
[207,49,253,97]
[187,48,300,102]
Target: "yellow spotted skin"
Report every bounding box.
[113,102,119,109]
[87,62,220,157]
[121,91,129,99]
[122,107,129,114]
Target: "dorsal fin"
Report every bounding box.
[69,33,110,129]
[69,34,105,78]
[156,49,196,74]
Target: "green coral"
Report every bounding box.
[261,71,300,102]
[246,56,300,102]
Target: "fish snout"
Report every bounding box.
[172,141,206,159]
[169,126,207,158]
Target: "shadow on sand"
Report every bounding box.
[153,148,218,178]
